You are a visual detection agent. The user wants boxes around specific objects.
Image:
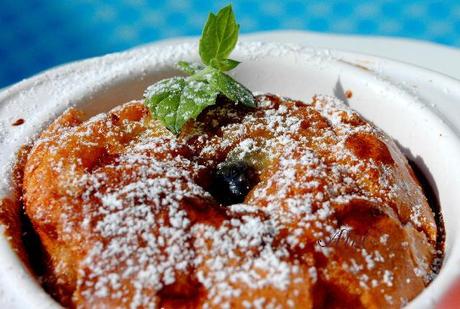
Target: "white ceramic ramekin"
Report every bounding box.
[0,42,459,308]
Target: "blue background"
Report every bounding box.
[1,0,459,88]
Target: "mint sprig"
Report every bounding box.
[199,5,239,69]
[144,5,256,134]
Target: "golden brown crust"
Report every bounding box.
[22,95,438,308]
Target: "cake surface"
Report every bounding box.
[22,94,439,308]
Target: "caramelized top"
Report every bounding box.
[21,94,438,308]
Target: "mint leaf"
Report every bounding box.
[210,58,240,71]
[155,92,182,132]
[199,5,239,66]
[144,77,186,133]
[175,81,219,132]
[177,61,205,75]
[144,78,220,134]
[208,71,256,108]
[144,77,186,107]
[214,5,239,60]
[199,13,217,65]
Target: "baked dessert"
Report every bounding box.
[7,5,443,308]
[22,93,439,308]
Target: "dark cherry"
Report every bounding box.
[210,160,258,205]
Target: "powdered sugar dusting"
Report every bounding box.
[22,94,439,308]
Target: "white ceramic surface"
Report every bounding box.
[1,40,460,308]
[159,30,460,81]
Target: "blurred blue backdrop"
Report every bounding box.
[1,0,459,88]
